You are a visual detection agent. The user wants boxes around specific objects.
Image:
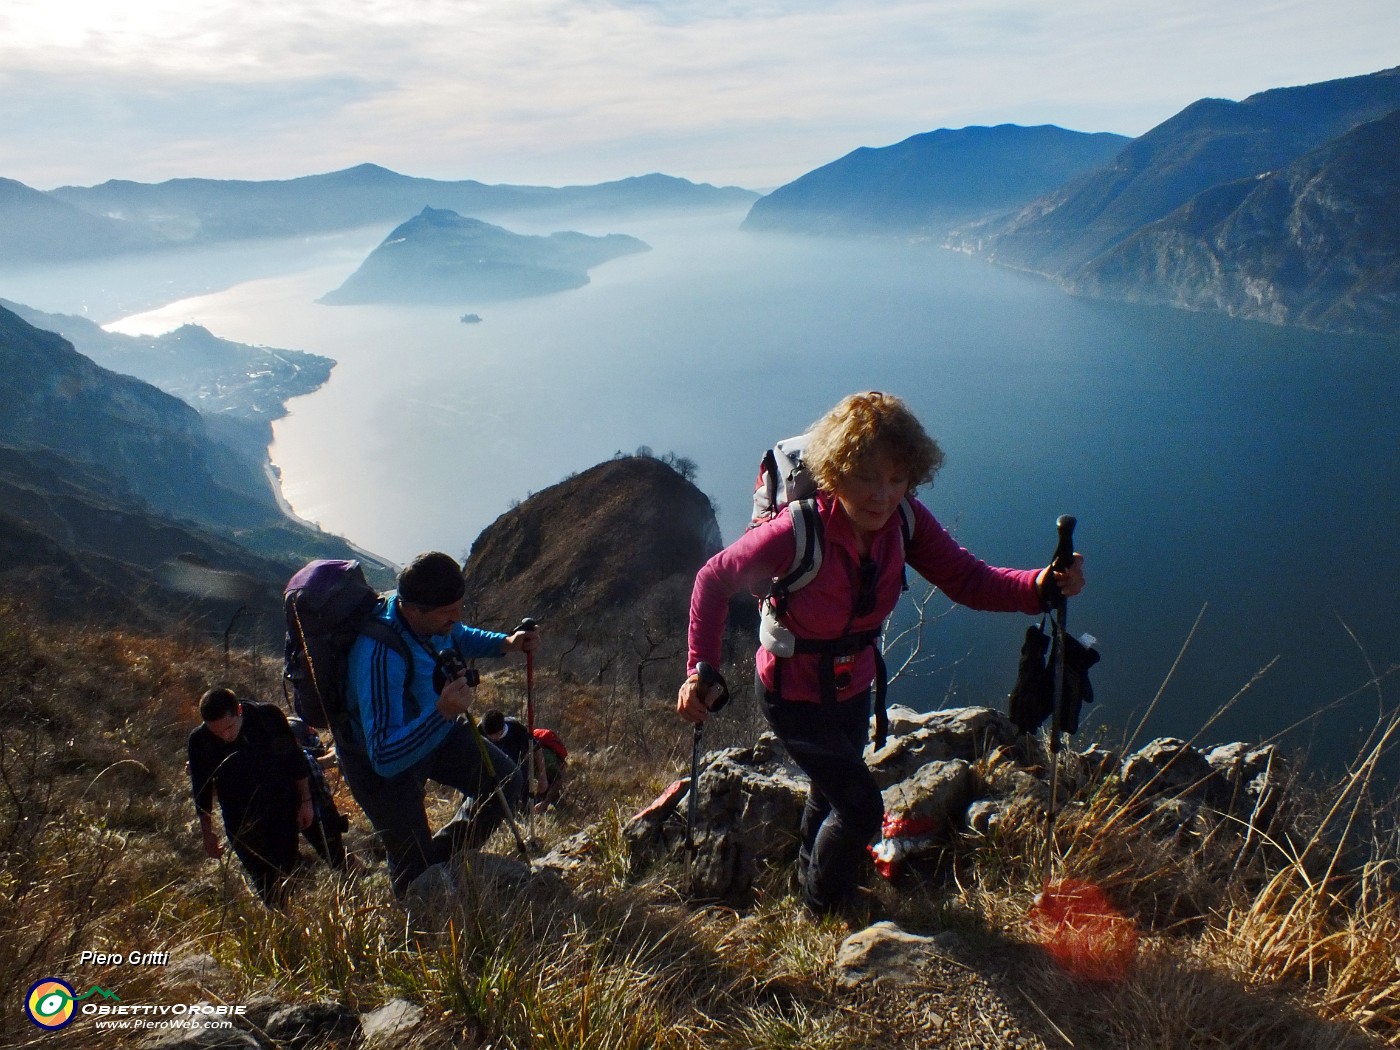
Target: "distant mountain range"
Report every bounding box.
[320,208,651,306]
[941,67,1400,335]
[0,304,386,638]
[0,166,755,265]
[742,124,1129,236]
[745,67,1400,335]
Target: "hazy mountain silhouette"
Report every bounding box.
[319,207,650,306]
[9,166,755,264]
[742,124,1129,236]
[0,177,163,262]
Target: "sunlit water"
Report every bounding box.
[8,207,1398,769]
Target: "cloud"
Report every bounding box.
[1,0,1397,189]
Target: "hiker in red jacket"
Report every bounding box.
[677,391,1084,917]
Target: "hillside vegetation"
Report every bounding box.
[2,589,1396,1049]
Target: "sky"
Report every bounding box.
[2,0,1397,192]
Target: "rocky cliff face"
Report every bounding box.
[1065,109,1400,334]
[0,306,278,530]
[461,456,722,640]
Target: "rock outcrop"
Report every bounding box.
[622,703,1295,903]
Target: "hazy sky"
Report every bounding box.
[3,0,1396,191]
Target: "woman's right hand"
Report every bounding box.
[676,674,722,725]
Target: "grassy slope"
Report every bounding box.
[0,599,1394,1049]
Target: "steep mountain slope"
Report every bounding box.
[0,306,278,529]
[957,67,1400,276]
[1066,109,1400,334]
[0,306,390,639]
[742,124,1128,236]
[320,208,650,305]
[461,456,723,639]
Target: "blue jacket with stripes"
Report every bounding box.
[346,595,508,778]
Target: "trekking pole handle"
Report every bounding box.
[514,616,539,634]
[1053,515,1077,573]
[694,661,730,713]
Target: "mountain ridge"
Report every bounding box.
[742,124,1129,237]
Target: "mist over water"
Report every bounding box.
[15,207,1400,770]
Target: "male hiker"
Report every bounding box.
[188,687,314,908]
[482,710,568,811]
[336,551,539,897]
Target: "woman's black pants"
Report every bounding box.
[761,688,881,914]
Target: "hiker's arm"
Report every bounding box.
[500,625,540,655]
[187,744,223,857]
[294,775,314,831]
[1036,555,1085,606]
[449,624,515,659]
[196,808,223,858]
[686,520,795,675]
[351,641,454,778]
[905,500,1044,614]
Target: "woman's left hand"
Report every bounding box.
[1038,553,1085,600]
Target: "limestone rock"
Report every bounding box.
[264,1001,359,1049]
[832,920,961,989]
[359,999,424,1047]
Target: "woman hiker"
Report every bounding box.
[676,390,1085,918]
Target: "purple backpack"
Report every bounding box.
[282,559,408,730]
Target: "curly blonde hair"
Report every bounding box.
[803,391,945,494]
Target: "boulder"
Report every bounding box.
[685,738,807,901]
[832,920,962,989]
[881,759,976,835]
[623,735,805,902]
[359,999,423,1048]
[1204,742,1289,824]
[1121,738,1231,807]
[403,850,572,933]
[263,1001,359,1049]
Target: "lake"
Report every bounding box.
[7,207,1398,770]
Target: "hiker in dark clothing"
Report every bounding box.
[188,688,313,908]
[287,716,351,871]
[482,710,568,811]
[677,391,1085,917]
[481,710,533,805]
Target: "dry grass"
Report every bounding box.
[0,596,1395,1049]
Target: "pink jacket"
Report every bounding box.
[687,492,1043,703]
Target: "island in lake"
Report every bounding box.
[319,207,650,306]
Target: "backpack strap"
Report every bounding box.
[775,498,824,601]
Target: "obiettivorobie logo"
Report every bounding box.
[24,980,120,1030]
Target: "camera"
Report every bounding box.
[433,648,480,693]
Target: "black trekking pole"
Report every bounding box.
[686,661,724,890]
[437,650,533,862]
[515,616,540,840]
[1043,514,1076,884]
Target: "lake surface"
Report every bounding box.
[8,207,1398,770]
